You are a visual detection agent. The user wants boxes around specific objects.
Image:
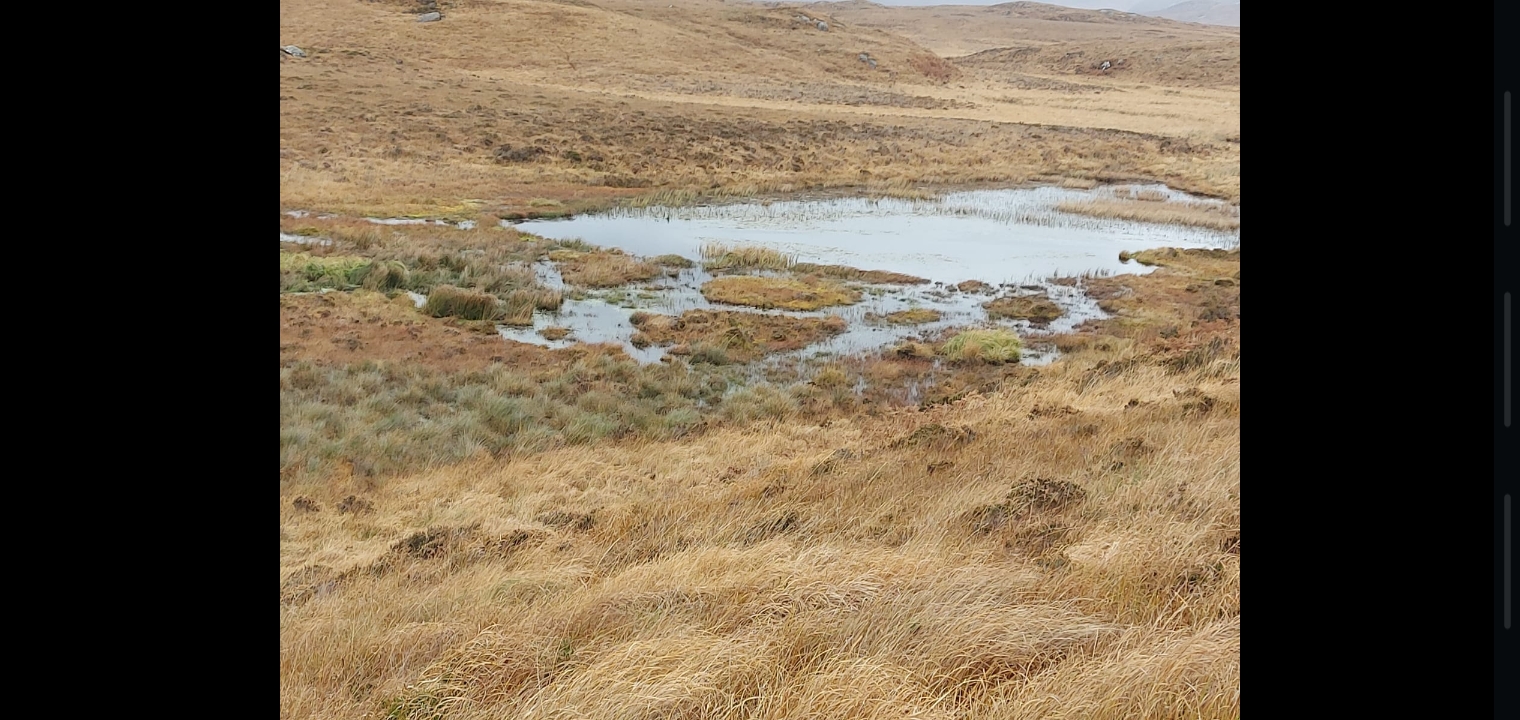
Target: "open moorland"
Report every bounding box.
[280,1,1240,717]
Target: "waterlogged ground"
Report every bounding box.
[495,184,1238,364]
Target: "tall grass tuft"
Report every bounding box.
[940,329,1023,364]
[424,286,502,321]
[356,260,410,291]
[699,242,797,272]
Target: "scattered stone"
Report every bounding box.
[816,21,829,31]
[418,11,441,22]
[282,45,307,58]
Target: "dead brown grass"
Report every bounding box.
[984,294,1064,324]
[280,291,542,372]
[868,308,942,325]
[281,317,1239,719]
[701,242,797,272]
[280,0,1240,712]
[791,263,929,285]
[1088,247,1240,334]
[631,309,848,363]
[816,0,1238,64]
[549,248,661,288]
[701,275,863,311]
[282,245,1241,719]
[279,0,1239,218]
[1056,198,1240,231]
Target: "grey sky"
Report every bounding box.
[812,0,1239,12]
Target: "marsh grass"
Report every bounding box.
[281,332,1240,719]
[701,276,862,311]
[281,240,1241,720]
[624,188,701,208]
[941,329,1023,364]
[631,309,849,362]
[549,248,661,288]
[868,308,942,325]
[650,254,695,269]
[700,242,797,272]
[424,286,503,321]
[280,251,373,292]
[984,295,1063,324]
[279,215,561,306]
[1056,199,1239,231]
[281,356,714,482]
[355,260,410,291]
[791,263,929,285]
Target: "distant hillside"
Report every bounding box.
[1141,0,1239,26]
[808,0,1239,27]
[804,0,1237,58]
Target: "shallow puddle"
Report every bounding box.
[513,184,1236,285]
[505,184,1236,364]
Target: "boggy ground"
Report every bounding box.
[280,244,1240,719]
[631,309,849,364]
[280,291,544,372]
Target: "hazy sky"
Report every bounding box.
[812,0,1239,10]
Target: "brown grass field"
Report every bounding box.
[281,1,1240,717]
[279,0,1238,217]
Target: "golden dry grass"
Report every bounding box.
[630,309,848,363]
[983,295,1064,324]
[939,328,1025,364]
[549,248,661,288]
[701,242,798,272]
[790,263,929,285]
[815,0,1238,65]
[701,275,863,311]
[279,0,1239,218]
[280,331,1240,719]
[1056,198,1240,231]
[1089,248,1239,333]
[281,241,1241,718]
[869,308,942,325]
[280,1,1241,714]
